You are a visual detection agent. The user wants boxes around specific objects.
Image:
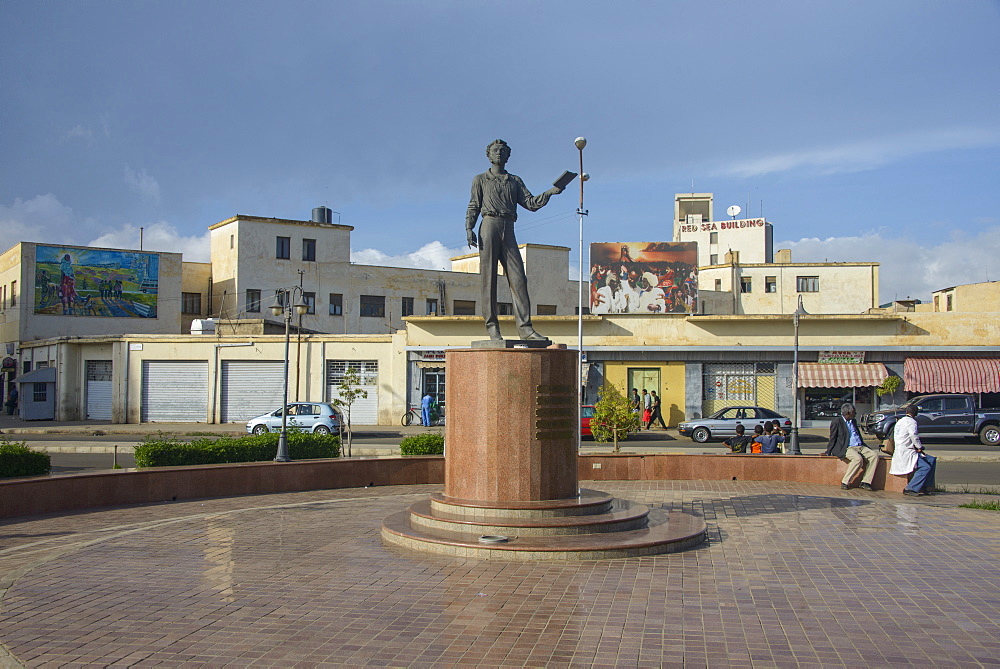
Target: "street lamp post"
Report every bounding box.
[271,287,309,462]
[574,137,589,452]
[787,295,808,455]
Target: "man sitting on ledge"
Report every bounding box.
[825,402,879,491]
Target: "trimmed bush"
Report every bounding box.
[400,433,444,456]
[0,437,52,478]
[134,432,340,468]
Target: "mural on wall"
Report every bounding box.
[590,242,698,314]
[33,246,159,318]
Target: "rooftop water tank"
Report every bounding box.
[190,318,216,335]
[312,206,333,224]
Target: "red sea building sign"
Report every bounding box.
[678,218,766,234]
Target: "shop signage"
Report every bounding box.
[417,350,446,362]
[678,218,765,234]
[1,357,15,369]
[818,351,865,364]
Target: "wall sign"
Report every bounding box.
[817,351,865,364]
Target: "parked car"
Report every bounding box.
[246,402,343,436]
[581,405,595,436]
[861,393,1000,446]
[677,406,792,443]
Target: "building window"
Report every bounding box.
[23,360,31,374]
[453,300,476,315]
[765,276,776,293]
[537,304,557,315]
[714,279,722,291]
[498,302,513,315]
[740,278,752,293]
[709,232,718,244]
[302,238,316,262]
[181,292,202,314]
[401,297,414,317]
[33,383,46,403]
[230,234,234,249]
[302,292,316,315]
[246,289,261,313]
[575,306,591,315]
[946,294,953,311]
[426,298,438,315]
[360,294,385,317]
[933,295,940,312]
[709,254,718,265]
[10,281,16,307]
[276,236,291,259]
[796,276,819,293]
[329,293,343,316]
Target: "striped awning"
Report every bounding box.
[798,363,888,388]
[904,358,1000,393]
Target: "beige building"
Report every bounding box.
[697,249,879,315]
[207,213,582,337]
[0,241,184,353]
[930,280,1000,313]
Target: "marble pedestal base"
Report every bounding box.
[382,347,706,559]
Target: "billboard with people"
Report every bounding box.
[33,245,159,318]
[590,242,698,314]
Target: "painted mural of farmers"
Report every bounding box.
[59,253,78,314]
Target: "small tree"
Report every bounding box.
[590,384,640,453]
[331,366,368,458]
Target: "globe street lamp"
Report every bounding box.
[787,295,808,455]
[271,287,309,462]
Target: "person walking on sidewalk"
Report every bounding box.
[649,390,667,429]
[641,389,652,430]
[890,404,937,496]
[825,402,879,490]
[5,386,17,416]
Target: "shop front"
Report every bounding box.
[798,358,888,427]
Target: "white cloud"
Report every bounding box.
[721,127,1000,178]
[351,240,467,270]
[0,194,76,249]
[88,222,211,262]
[124,165,161,203]
[65,125,94,141]
[780,227,1000,304]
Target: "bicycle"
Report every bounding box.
[401,406,420,426]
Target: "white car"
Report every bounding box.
[246,402,343,436]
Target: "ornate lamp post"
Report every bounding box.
[787,295,808,455]
[270,287,309,462]
[575,137,589,450]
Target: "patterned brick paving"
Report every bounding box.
[1,482,999,667]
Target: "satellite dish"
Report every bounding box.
[727,205,741,219]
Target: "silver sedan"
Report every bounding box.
[246,402,343,436]
[677,406,792,443]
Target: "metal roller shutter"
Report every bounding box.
[86,360,113,420]
[220,360,286,423]
[326,360,379,425]
[141,360,208,422]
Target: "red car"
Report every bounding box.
[581,405,595,437]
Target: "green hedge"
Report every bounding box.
[400,433,444,456]
[0,437,52,478]
[134,432,340,468]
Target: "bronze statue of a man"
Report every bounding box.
[466,139,564,341]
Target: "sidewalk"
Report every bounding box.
[2,480,999,667]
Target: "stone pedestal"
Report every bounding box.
[444,347,578,502]
[382,346,707,560]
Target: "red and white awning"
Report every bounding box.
[904,358,1000,393]
[798,363,888,388]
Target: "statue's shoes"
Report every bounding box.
[520,330,548,341]
[486,324,503,341]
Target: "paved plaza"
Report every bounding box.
[1,481,999,667]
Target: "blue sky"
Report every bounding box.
[2,0,998,303]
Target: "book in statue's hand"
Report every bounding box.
[553,170,578,190]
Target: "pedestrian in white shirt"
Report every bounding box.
[889,404,937,496]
